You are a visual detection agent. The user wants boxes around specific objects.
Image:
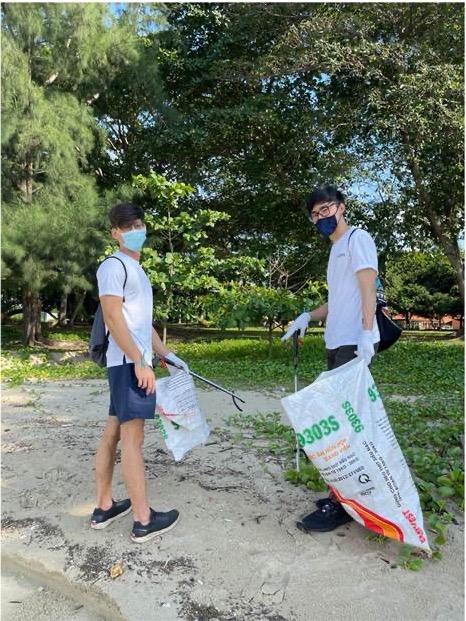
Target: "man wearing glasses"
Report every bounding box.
[90,203,189,543]
[282,185,379,533]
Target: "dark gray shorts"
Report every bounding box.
[107,360,156,425]
[326,343,379,371]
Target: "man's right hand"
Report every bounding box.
[134,363,156,395]
[281,312,312,341]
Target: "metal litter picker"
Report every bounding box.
[161,357,246,411]
[292,330,301,472]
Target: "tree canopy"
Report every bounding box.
[1,3,464,342]
[1,3,137,342]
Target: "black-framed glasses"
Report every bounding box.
[309,202,339,223]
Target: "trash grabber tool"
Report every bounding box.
[293,330,299,394]
[161,357,246,412]
[292,330,301,471]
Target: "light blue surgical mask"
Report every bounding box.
[122,228,146,252]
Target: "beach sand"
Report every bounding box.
[1,380,463,620]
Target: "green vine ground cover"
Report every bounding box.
[2,325,463,568]
[214,338,463,569]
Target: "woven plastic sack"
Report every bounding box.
[281,357,430,551]
[155,371,210,461]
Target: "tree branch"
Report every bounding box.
[400,129,464,302]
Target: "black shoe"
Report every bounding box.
[91,498,132,530]
[131,508,180,543]
[316,496,332,508]
[297,499,353,533]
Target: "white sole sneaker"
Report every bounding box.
[131,514,180,543]
[90,505,132,530]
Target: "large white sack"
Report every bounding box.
[281,357,430,551]
[155,372,210,461]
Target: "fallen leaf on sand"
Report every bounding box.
[110,563,124,579]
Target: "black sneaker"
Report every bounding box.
[316,496,332,508]
[131,508,179,543]
[297,499,353,533]
[90,498,132,530]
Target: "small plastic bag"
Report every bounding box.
[155,371,210,461]
[281,358,430,551]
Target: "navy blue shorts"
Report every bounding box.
[107,361,156,424]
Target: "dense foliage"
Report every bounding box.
[1,3,137,342]
[1,3,464,342]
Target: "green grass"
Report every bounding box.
[176,337,464,398]
[2,326,463,396]
[1,324,91,347]
[42,327,91,342]
[1,324,95,385]
[1,349,106,385]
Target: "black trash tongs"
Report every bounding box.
[159,356,246,412]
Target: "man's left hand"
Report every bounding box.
[165,352,189,373]
[356,330,375,365]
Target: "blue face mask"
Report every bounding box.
[316,214,338,238]
[122,229,146,252]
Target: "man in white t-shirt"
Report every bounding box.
[282,186,379,533]
[90,203,189,543]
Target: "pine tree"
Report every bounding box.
[1,3,137,343]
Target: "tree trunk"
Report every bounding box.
[162,320,167,345]
[19,151,33,203]
[401,131,465,305]
[35,303,42,341]
[22,289,41,345]
[267,320,274,358]
[58,293,68,326]
[69,293,86,327]
[431,238,463,306]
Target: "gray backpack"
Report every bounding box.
[89,256,128,367]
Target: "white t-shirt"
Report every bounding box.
[325,227,380,349]
[97,251,153,368]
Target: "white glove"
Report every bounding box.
[164,352,189,373]
[356,330,375,365]
[281,312,311,341]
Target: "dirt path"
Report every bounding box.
[1,380,464,620]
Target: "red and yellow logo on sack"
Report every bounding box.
[331,487,405,542]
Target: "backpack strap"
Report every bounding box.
[100,256,128,344]
[347,229,386,307]
[102,256,128,301]
[347,227,360,254]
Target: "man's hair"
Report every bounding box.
[109,203,145,229]
[305,186,345,216]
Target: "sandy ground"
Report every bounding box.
[1,379,464,621]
